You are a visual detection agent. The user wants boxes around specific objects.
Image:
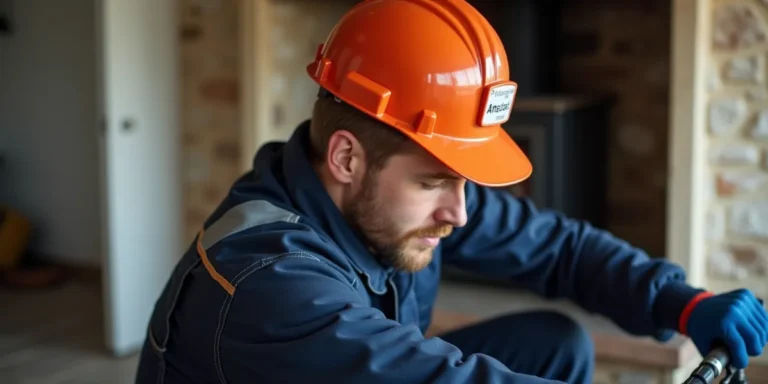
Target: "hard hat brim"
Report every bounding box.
[401,128,533,188]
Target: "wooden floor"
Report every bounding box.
[0,280,138,384]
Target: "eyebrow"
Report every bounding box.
[416,171,462,180]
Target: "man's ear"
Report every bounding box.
[325,130,364,184]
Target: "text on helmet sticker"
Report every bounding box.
[480,83,517,126]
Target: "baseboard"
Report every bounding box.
[427,309,700,371]
[591,332,698,370]
[25,251,102,283]
[56,262,101,283]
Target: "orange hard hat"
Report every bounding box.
[306,0,532,187]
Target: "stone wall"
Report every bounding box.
[559,2,672,258]
[705,0,768,305]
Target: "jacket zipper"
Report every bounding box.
[387,278,399,322]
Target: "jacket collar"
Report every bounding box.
[280,120,391,294]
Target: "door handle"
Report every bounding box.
[121,118,136,133]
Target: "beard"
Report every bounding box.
[342,171,453,272]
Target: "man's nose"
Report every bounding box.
[435,186,467,228]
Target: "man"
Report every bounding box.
[136,0,768,383]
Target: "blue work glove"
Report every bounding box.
[685,289,768,369]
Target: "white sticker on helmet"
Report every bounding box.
[480,84,516,126]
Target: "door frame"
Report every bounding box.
[238,0,272,173]
[666,0,710,287]
[97,0,183,357]
[238,0,709,281]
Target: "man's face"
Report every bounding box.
[343,148,468,272]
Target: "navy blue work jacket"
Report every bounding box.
[135,120,701,383]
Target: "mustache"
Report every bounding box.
[410,224,454,239]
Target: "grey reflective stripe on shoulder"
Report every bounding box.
[200,200,300,250]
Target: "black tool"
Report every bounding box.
[682,346,747,384]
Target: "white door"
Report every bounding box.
[98,0,182,357]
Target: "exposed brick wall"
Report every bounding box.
[178,0,356,243]
[559,2,672,258]
[705,0,768,302]
[180,0,242,242]
[266,0,359,140]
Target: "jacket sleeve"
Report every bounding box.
[217,252,563,384]
[440,182,705,341]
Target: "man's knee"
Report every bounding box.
[497,310,594,382]
[467,310,594,358]
[535,311,594,358]
[438,310,594,383]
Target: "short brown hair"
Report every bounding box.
[309,96,414,172]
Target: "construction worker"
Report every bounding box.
[135,1,768,383]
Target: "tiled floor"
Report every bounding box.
[0,280,138,384]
